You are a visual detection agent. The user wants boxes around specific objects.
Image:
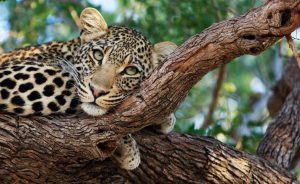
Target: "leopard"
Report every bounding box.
[0,8,177,170]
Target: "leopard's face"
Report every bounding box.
[61,8,177,116]
[74,27,154,115]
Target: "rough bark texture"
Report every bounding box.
[57,131,298,184]
[1,0,300,183]
[258,59,300,169]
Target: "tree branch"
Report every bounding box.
[258,59,300,169]
[98,0,300,141]
[2,130,298,183]
[65,131,300,183]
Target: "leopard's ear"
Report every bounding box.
[152,41,177,66]
[80,8,109,43]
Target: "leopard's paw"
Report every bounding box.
[112,134,140,170]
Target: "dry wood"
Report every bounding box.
[1,0,300,183]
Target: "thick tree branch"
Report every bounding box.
[2,130,298,183]
[99,0,300,138]
[74,131,298,184]
[258,88,300,169]
[258,59,300,169]
[1,0,300,182]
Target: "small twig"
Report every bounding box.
[286,34,300,68]
[68,7,81,28]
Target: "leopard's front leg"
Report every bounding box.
[112,134,140,170]
[112,114,175,170]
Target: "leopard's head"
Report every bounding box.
[71,8,177,116]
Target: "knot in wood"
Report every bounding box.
[18,125,30,139]
[96,140,117,158]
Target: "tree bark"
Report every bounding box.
[1,0,300,183]
[258,88,300,169]
[258,59,300,169]
[53,131,298,184]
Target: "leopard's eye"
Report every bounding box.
[124,66,139,75]
[93,49,103,62]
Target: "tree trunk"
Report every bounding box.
[258,59,300,169]
[1,0,300,183]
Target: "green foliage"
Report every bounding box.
[0,0,298,177]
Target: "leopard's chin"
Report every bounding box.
[81,102,107,116]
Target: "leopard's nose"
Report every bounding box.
[89,85,109,98]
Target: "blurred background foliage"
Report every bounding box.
[0,0,299,177]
